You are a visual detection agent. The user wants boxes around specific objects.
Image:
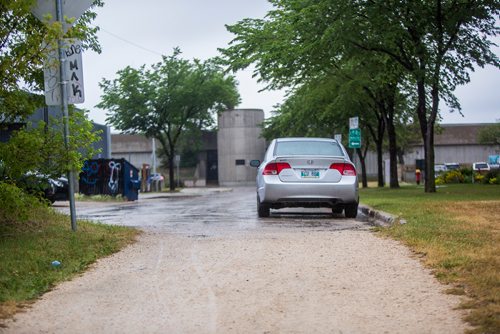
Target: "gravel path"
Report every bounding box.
[2,228,468,333]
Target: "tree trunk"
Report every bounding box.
[424,124,436,192]
[375,138,384,187]
[425,81,440,193]
[397,148,405,165]
[168,140,176,191]
[168,155,175,191]
[356,148,368,188]
[367,119,385,188]
[385,97,400,189]
[415,78,436,192]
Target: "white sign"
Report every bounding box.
[43,40,85,105]
[349,117,359,129]
[32,0,94,33]
[334,134,342,142]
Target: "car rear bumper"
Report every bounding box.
[258,176,358,208]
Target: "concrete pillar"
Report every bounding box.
[217,109,266,186]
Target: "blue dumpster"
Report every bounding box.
[79,158,140,201]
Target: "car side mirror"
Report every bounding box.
[249,160,261,167]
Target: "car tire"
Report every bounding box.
[332,206,343,214]
[257,195,270,218]
[344,202,358,218]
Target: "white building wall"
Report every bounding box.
[218,109,267,186]
[356,144,498,181]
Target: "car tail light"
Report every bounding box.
[263,162,291,175]
[329,163,357,176]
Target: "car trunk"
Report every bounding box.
[274,156,346,183]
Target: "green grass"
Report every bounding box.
[0,207,139,323]
[74,193,127,201]
[360,184,500,334]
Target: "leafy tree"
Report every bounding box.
[222,0,500,192]
[0,0,102,123]
[221,1,405,188]
[0,109,100,180]
[98,49,240,190]
[478,122,500,145]
[332,0,500,192]
[261,73,380,187]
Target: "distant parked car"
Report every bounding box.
[250,137,359,218]
[444,162,460,171]
[472,162,490,173]
[18,173,69,204]
[0,162,68,204]
[434,164,447,173]
[147,173,164,183]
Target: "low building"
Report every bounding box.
[405,123,497,165]
[217,109,267,186]
[111,134,156,171]
[110,109,267,187]
[1,106,111,159]
[355,123,499,182]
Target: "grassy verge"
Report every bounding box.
[74,193,127,201]
[0,206,139,324]
[360,184,499,334]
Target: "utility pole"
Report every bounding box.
[55,0,77,231]
[32,0,93,231]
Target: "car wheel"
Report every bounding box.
[344,202,358,218]
[332,206,343,214]
[257,194,270,218]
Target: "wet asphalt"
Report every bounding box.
[55,187,371,236]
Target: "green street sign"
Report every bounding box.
[349,128,361,148]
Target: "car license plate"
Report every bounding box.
[301,169,320,178]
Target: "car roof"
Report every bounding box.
[276,137,338,143]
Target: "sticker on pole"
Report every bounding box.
[43,40,85,105]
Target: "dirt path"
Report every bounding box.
[3,229,468,333]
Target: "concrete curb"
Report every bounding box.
[359,204,407,227]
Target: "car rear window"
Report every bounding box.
[475,163,488,169]
[275,141,344,156]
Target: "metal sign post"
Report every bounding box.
[32,0,93,231]
[56,0,77,231]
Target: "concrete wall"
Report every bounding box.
[111,134,157,170]
[92,123,111,159]
[354,143,499,182]
[217,109,266,186]
[405,144,498,166]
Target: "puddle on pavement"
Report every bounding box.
[56,187,374,234]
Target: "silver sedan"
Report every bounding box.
[250,137,359,218]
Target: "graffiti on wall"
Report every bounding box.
[80,159,124,196]
[108,161,121,194]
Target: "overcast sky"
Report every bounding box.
[80,0,500,127]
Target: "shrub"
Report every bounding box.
[0,182,45,223]
[483,170,500,185]
[474,174,485,183]
[444,170,465,183]
[459,167,473,178]
[463,175,473,184]
[435,176,445,185]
